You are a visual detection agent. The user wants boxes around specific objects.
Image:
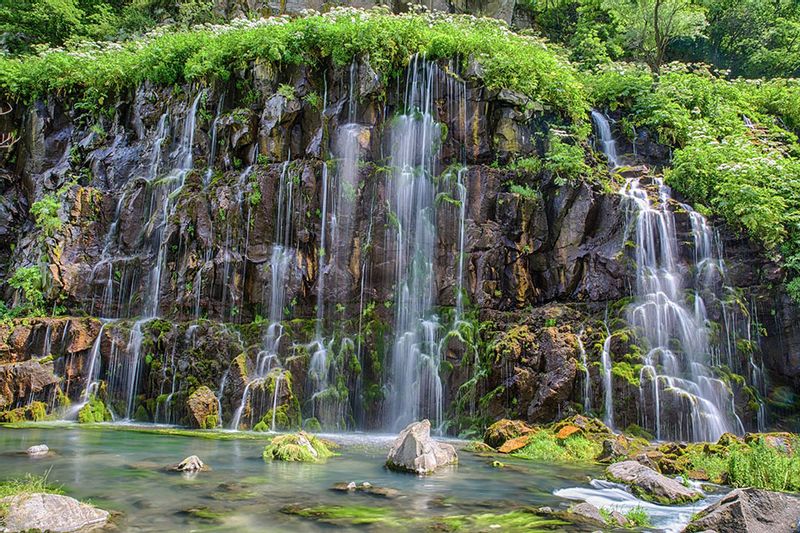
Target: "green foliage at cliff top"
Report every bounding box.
[0,8,586,118]
[587,62,800,300]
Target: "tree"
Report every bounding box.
[603,0,706,74]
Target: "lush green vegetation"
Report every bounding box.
[680,436,800,492]
[262,432,335,462]
[524,0,800,78]
[588,63,800,299]
[512,430,602,462]
[0,8,585,119]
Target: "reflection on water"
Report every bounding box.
[0,425,702,531]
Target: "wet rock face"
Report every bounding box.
[684,488,800,533]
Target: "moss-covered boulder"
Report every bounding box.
[484,419,533,448]
[77,396,111,423]
[186,386,218,429]
[0,401,47,422]
[262,432,335,463]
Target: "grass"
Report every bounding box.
[511,431,601,463]
[0,472,63,517]
[625,506,651,528]
[680,437,800,492]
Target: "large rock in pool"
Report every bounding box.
[607,460,702,504]
[0,493,109,532]
[386,420,458,474]
[683,488,800,533]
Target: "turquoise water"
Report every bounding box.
[0,424,604,531]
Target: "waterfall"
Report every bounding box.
[600,320,614,428]
[591,110,619,168]
[385,56,444,431]
[230,161,295,430]
[621,177,743,442]
[577,331,591,413]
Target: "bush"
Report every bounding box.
[7,266,44,315]
[0,8,587,120]
[30,194,62,238]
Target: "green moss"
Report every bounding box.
[303,417,322,432]
[281,504,399,527]
[611,361,642,387]
[0,401,49,423]
[262,432,335,463]
[436,510,567,531]
[77,396,111,424]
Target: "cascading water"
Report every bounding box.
[230,161,295,430]
[385,56,444,431]
[591,110,619,168]
[621,178,744,441]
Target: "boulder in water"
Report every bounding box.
[26,444,49,457]
[170,455,209,473]
[385,420,457,474]
[683,488,800,533]
[262,432,334,463]
[606,460,702,504]
[0,493,109,532]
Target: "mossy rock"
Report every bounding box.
[262,432,335,463]
[77,396,111,423]
[464,441,495,453]
[0,401,48,423]
[484,419,533,448]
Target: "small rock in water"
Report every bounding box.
[330,482,400,499]
[26,444,49,457]
[171,455,209,473]
[0,493,109,532]
[385,419,458,474]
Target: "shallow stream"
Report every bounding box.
[0,424,720,531]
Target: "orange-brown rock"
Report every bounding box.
[498,435,530,453]
[555,425,581,440]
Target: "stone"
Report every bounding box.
[0,493,109,532]
[171,455,209,473]
[483,418,533,448]
[386,420,458,474]
[596,437,629,463]
[26,444,49,456]
[683,488,800,533]
[607,461,702,504]
[186,386,219,429]
[567,502,629,527]
[497,435,530,454]
[555,425,581,440]
[331,482,400,499]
